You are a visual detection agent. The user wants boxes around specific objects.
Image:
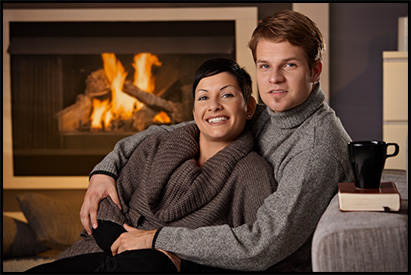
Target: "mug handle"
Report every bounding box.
[386,143,399,158]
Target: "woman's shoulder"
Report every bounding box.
[234,150,277,191]
[243,150,272,169]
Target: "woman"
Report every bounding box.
[27,58,276,273]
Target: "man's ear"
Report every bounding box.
[246,96,257,119]
[312,60,322,83]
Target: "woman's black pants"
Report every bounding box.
[27,249,178,273]
[27,220,178,273]
[26,220,239,273]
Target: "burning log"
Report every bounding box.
[132,106,162,132]
[156,77,183,101]
[56,53,194,133]
[56,94,92,132]
[85,69,111,97]
[123,81,184,124]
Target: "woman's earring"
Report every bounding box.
[247,114,251,119]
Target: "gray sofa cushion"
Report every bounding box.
[381,169,408,200]
[312,169,408,272]
[3,215,49,258]
[16,193,84,251]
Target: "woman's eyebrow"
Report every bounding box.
[220,84,234,91]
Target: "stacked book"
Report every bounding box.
[338,182,401,212]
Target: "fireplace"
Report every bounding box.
[8,20,235,176]
[3,7,258,188]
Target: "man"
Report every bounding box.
[80,10,354,272]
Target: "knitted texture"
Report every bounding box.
[86,84,355,272]
[58,124,275,259]
[153,85,355,271]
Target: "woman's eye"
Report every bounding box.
[222,93,234,98]
[198,96,208,101]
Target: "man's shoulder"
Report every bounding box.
[291,105,350,156]
[315,106,350,139]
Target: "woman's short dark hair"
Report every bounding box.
[192,58,252,103]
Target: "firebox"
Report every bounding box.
[8,20,235,176]
[3,8,258,187]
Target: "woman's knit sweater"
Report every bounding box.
[58,124,276,259]
[88,84,355,272]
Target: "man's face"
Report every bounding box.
[255,39,321,113]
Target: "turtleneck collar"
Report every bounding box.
[266,83,325,129]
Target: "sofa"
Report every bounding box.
[3,193,84,272]
[3,170,408,272]
[312,168,408,272]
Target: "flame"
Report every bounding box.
[153,111,171,124]
[90,98,110,129]
[132,53,162,93]
[102,53,136,119]
[90,53,170,130]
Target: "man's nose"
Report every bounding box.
[269,68,285,84]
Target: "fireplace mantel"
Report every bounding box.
[3,7,258,189]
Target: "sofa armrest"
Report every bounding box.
[312,169,408,272]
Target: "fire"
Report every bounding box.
[90,98,110,129]
[132,53,162,93]
[153,111,171,124]
[90,52,170,130]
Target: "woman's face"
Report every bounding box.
[193,72,249,145]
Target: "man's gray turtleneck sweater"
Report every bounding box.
[90,84,354,272]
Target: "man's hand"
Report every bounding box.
[111,224,156,255]
[112,225,181,271]
[80,174,121,235]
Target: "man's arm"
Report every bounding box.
[90,122,192,178]
[153,151,348,271]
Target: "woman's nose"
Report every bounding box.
[208,98,222,111]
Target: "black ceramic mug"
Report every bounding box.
[348,141,399,189]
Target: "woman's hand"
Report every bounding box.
[80,174,121,235]
[111,224,181,272]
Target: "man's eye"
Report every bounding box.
[259,64,269,69]
[284,63,296,69]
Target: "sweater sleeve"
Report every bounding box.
[153,149,348,271]
[90,121,194,179]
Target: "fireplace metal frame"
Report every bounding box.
[3,7,258,189]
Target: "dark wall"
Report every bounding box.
[329,3,408,141]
